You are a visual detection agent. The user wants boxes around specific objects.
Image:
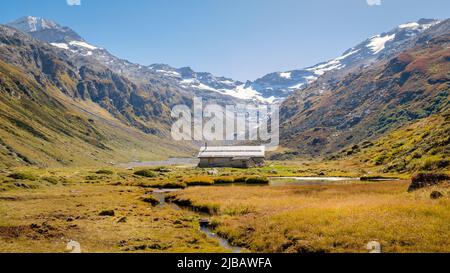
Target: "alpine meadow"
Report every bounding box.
[0,1,449,256]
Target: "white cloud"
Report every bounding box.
[366,0,382,6]
[67,0,81,6]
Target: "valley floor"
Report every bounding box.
[0,162,449,253]
[171,181,450,253]
[0,184,226,253]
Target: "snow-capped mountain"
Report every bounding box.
[5,17,442,104]
[7,16,83,43]
[244,18,442,101]
[147,65,279,102]
[7,16,58,32]
[6,16,262,103]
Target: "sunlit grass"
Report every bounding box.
[172,181,450,253]
[1,164,449,253]
[0,183,228,253]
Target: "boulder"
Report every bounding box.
[408,173,450,192]
[99,210,115,216]
[430,191,444,200]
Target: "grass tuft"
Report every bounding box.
[245,176,269,185]
[96,169,114,175]
[134,169,157,178]
[184,176,215,186]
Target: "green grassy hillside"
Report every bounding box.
[280,28,449,158]
[0,59,191,168]
[333,110,450,173]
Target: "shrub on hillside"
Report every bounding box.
[420,159,450,171]
[8,172,37,181]
[42,176,59,185]
[85,175,101,181]
[96,169,114,175]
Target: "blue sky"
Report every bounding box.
[1,0,449,81]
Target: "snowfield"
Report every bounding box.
[69,41,98,50]
[367,34,396,54]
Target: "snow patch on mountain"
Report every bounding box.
[155,70,181,77]
[367,34,396,54]
[307,58,344,76]
[6,16,442,104]
[399,22,420,29]
[307,48,361,76]
[288,83,305,90]
[178,77,275,103]
[49,40,99,57]
[69,40,98,50]
[233,85,277,103]
[50,42,69,50]
[279,72,292,79]
[398,20,441,30]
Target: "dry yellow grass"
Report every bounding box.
[2,165,449,253]
[0,184,229,253]
[171,182,450,253]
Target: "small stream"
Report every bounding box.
[150,189,244,253]
[200,226,243,253]
[149,177,399,253]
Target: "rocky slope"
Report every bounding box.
[0,25,192,167]
[279,19,450,157]
[7,17,255,103]
[6,17,444,103]
[243,19,442,101]
[1,16,448,168]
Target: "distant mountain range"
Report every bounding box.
[1,16,448,169]
[6,16,442,103]
[278,19,449,166]
[6,16,256,102]
[244,18,442,100]
[0,22,195,167]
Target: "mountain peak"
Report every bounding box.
[397,18,440,30]
[7,16,60,33]
[6,16,83,43]
[417,18,439,25]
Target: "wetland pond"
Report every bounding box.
[150,176,400,253]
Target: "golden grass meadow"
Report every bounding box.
[0,163,449,253]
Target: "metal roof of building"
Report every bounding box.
[198,146,266,158]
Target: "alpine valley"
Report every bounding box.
[0,16,448,173]
[1,7,450,255]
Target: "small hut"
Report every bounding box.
[198,146,265,168]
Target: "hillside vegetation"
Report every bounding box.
[334,110,450,173]
[280,22,449,161]
[0,26,193,168]
[0,51,189,168]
